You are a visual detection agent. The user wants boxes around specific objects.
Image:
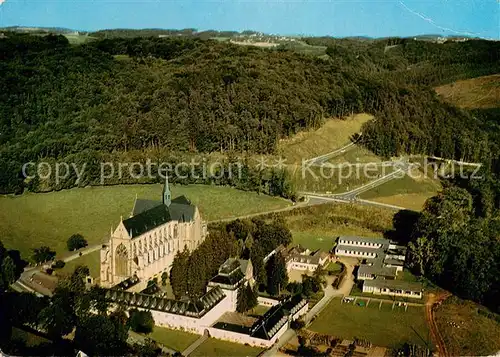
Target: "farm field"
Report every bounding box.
[435,74,500,109]
[309,298,432,349]
[190,338,263,357]
[147,327,200,352]
[0,184,290,258]
[435,297,500,357]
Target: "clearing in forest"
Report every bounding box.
[277,113,373,164]
[435,74,500,109]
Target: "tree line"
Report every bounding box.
[19,151,296,200]
[403,180,500,313]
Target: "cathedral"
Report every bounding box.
[100,178,207,288]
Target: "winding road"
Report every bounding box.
[304,141,356,166]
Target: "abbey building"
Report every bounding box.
[100,178,207,288]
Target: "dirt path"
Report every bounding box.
[426,292,451,357]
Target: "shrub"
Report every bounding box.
[291,319,305,330]
[67,234,88,251]
[128,309,155,334]
[52,260,66,269]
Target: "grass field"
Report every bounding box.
[279,40,327,56]
[360,168,441,211]
[327,144,381,164]
[289,163,394,194]
[249,304,271,316]
[435,297,500,356]
[325,261,343,273]
[63,33,96,45]
[309,298,432,349]
[435,74,500,109]
[147,327,200,352]
[191,338,263,357]
[58,250,100,278]
[277,113,387,194]
[277,113,373,164]
[285,203,392,252]
[0,184,289,258]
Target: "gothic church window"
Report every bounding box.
[115,244,128,276]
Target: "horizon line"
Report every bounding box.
[1,25,492,40]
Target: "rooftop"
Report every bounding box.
[209,258,251,289]
[358,264,398,278]
[284,245,329,265]
[123,195,195,238]
[250,294,307,340]
[364,278,423,292]
[383,257,405,266]
[338,236,390,246]
[104,286,226,318]
[336,244,384,256]
[113,275,140,290]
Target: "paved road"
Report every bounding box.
[61,244,102,263]
[299,158,411,211]
[304,141,356,166]
[181,333,209,356]
[305,259,355,325]
[263,259,355,356]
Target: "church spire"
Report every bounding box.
[163,174,171,207]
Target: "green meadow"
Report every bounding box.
[0,184,289,258]
[309,298,432,349]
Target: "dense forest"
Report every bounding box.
[402,176,500,313]
[1,32,500,194]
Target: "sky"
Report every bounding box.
[0,0,498,39]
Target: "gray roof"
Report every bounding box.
[123,196,196,238]
[250,294,307,340]
[364,278,423,292]
[132,199,163,216]
[384,257,405,266]
[285,245,329,265]
[104,286,226,318]
[338,236,390,245]
[358,265,398,278]
[208,258,251,290]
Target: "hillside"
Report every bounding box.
[436,74,500,109]
[277,113,373,164]
[1,33,500,195]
